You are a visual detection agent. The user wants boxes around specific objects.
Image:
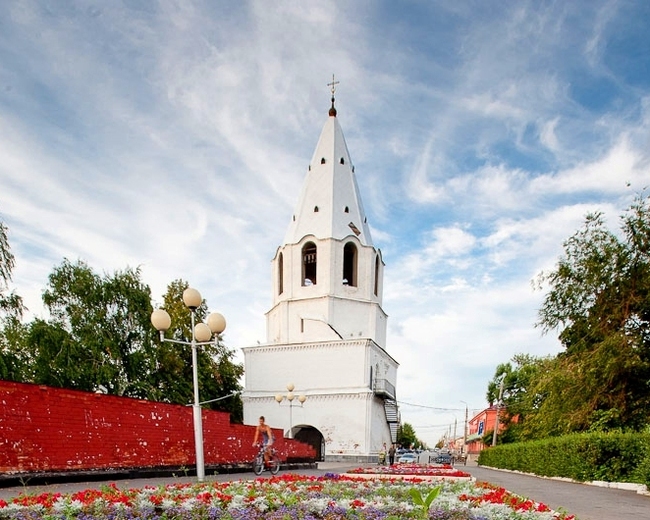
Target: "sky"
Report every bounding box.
[1,0,650,448]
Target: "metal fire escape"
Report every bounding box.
[373,378,400,443]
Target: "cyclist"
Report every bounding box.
[252,415,274,465]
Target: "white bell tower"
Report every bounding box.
[242,83,399,462]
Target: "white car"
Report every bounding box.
[398,452,417,463]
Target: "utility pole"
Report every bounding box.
[492,378,505,446]
[460,401,468,456]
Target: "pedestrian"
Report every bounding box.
[378,443,387,465]
[388,443,396,465]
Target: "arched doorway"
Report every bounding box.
[293,426,325,461]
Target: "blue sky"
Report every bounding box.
[1,1,649,446]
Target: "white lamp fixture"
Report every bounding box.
[150,287,226,482]
[276,382,307,439]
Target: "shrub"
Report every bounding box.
[477,431,650,484]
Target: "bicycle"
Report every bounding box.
[252,443,280,475]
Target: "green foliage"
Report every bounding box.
[157,279,244,422]
[409,486,440,517]
[397,422,422,449]
[28,259,157,396]
[477,432,650,486]
[0,316,29,381]
[0,220,26,379]
[535,197,650,433]
[0,221,20,309]
[491,194,650,442]
[632,431,650,486]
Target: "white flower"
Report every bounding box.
[51,499,83,512]
[301,497,330,513]
[161,498,176,509]
[181,498,199,510]
[250,496,269,511]
[227,494,246,509]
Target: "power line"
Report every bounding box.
[397,400,479,413]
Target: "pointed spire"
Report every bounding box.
[283,84,373,248]
[327,74,339,117]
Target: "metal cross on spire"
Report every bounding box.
[327,74,340,116]
[327,74,340,95]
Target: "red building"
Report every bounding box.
[466,405,508,454]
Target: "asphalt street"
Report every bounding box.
[462,462,649,520]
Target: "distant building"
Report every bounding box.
[466,405,511,454]
[241,89,399,462]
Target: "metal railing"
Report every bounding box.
[373,378,396,400]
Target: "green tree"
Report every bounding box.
[0,221,23,317]
[397,422,420,449]
[0,316,29,381]
[156,279,244,422]
[535,194,650,433]
[29,259,156,396]
[487,354,568,441]
[0,220,26,380]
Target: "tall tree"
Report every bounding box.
[156,279,244,422]
[487,354,573,441]
[0,220,21,315]
[0,219,26,380]
[397,422,421,449]
[535,194,650,433]
[30,259,156,396]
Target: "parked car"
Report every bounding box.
[435,450,452,464]
[398,451,417,463]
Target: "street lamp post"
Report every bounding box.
[460,400,468,456]
[275,383,307,439]
[150,288,226,482]
[492,378,505,447]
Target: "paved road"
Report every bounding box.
[1,462,648,519]
[462,463,650,520]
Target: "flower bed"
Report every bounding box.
[347,463,472,479]
[0,473,575,519]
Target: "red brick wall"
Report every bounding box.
[0,381,315,474]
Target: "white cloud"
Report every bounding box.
[540,117,560,152]
[548,138,646,194]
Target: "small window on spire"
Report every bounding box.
[340,158,345,164]
[314,206,319,212]
[352,166,355,172]
[344,206,349,213]
[293,215,296,221]
[308,165,311,171]
[321,158,326,164]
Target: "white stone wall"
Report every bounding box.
[242,339,397,460]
